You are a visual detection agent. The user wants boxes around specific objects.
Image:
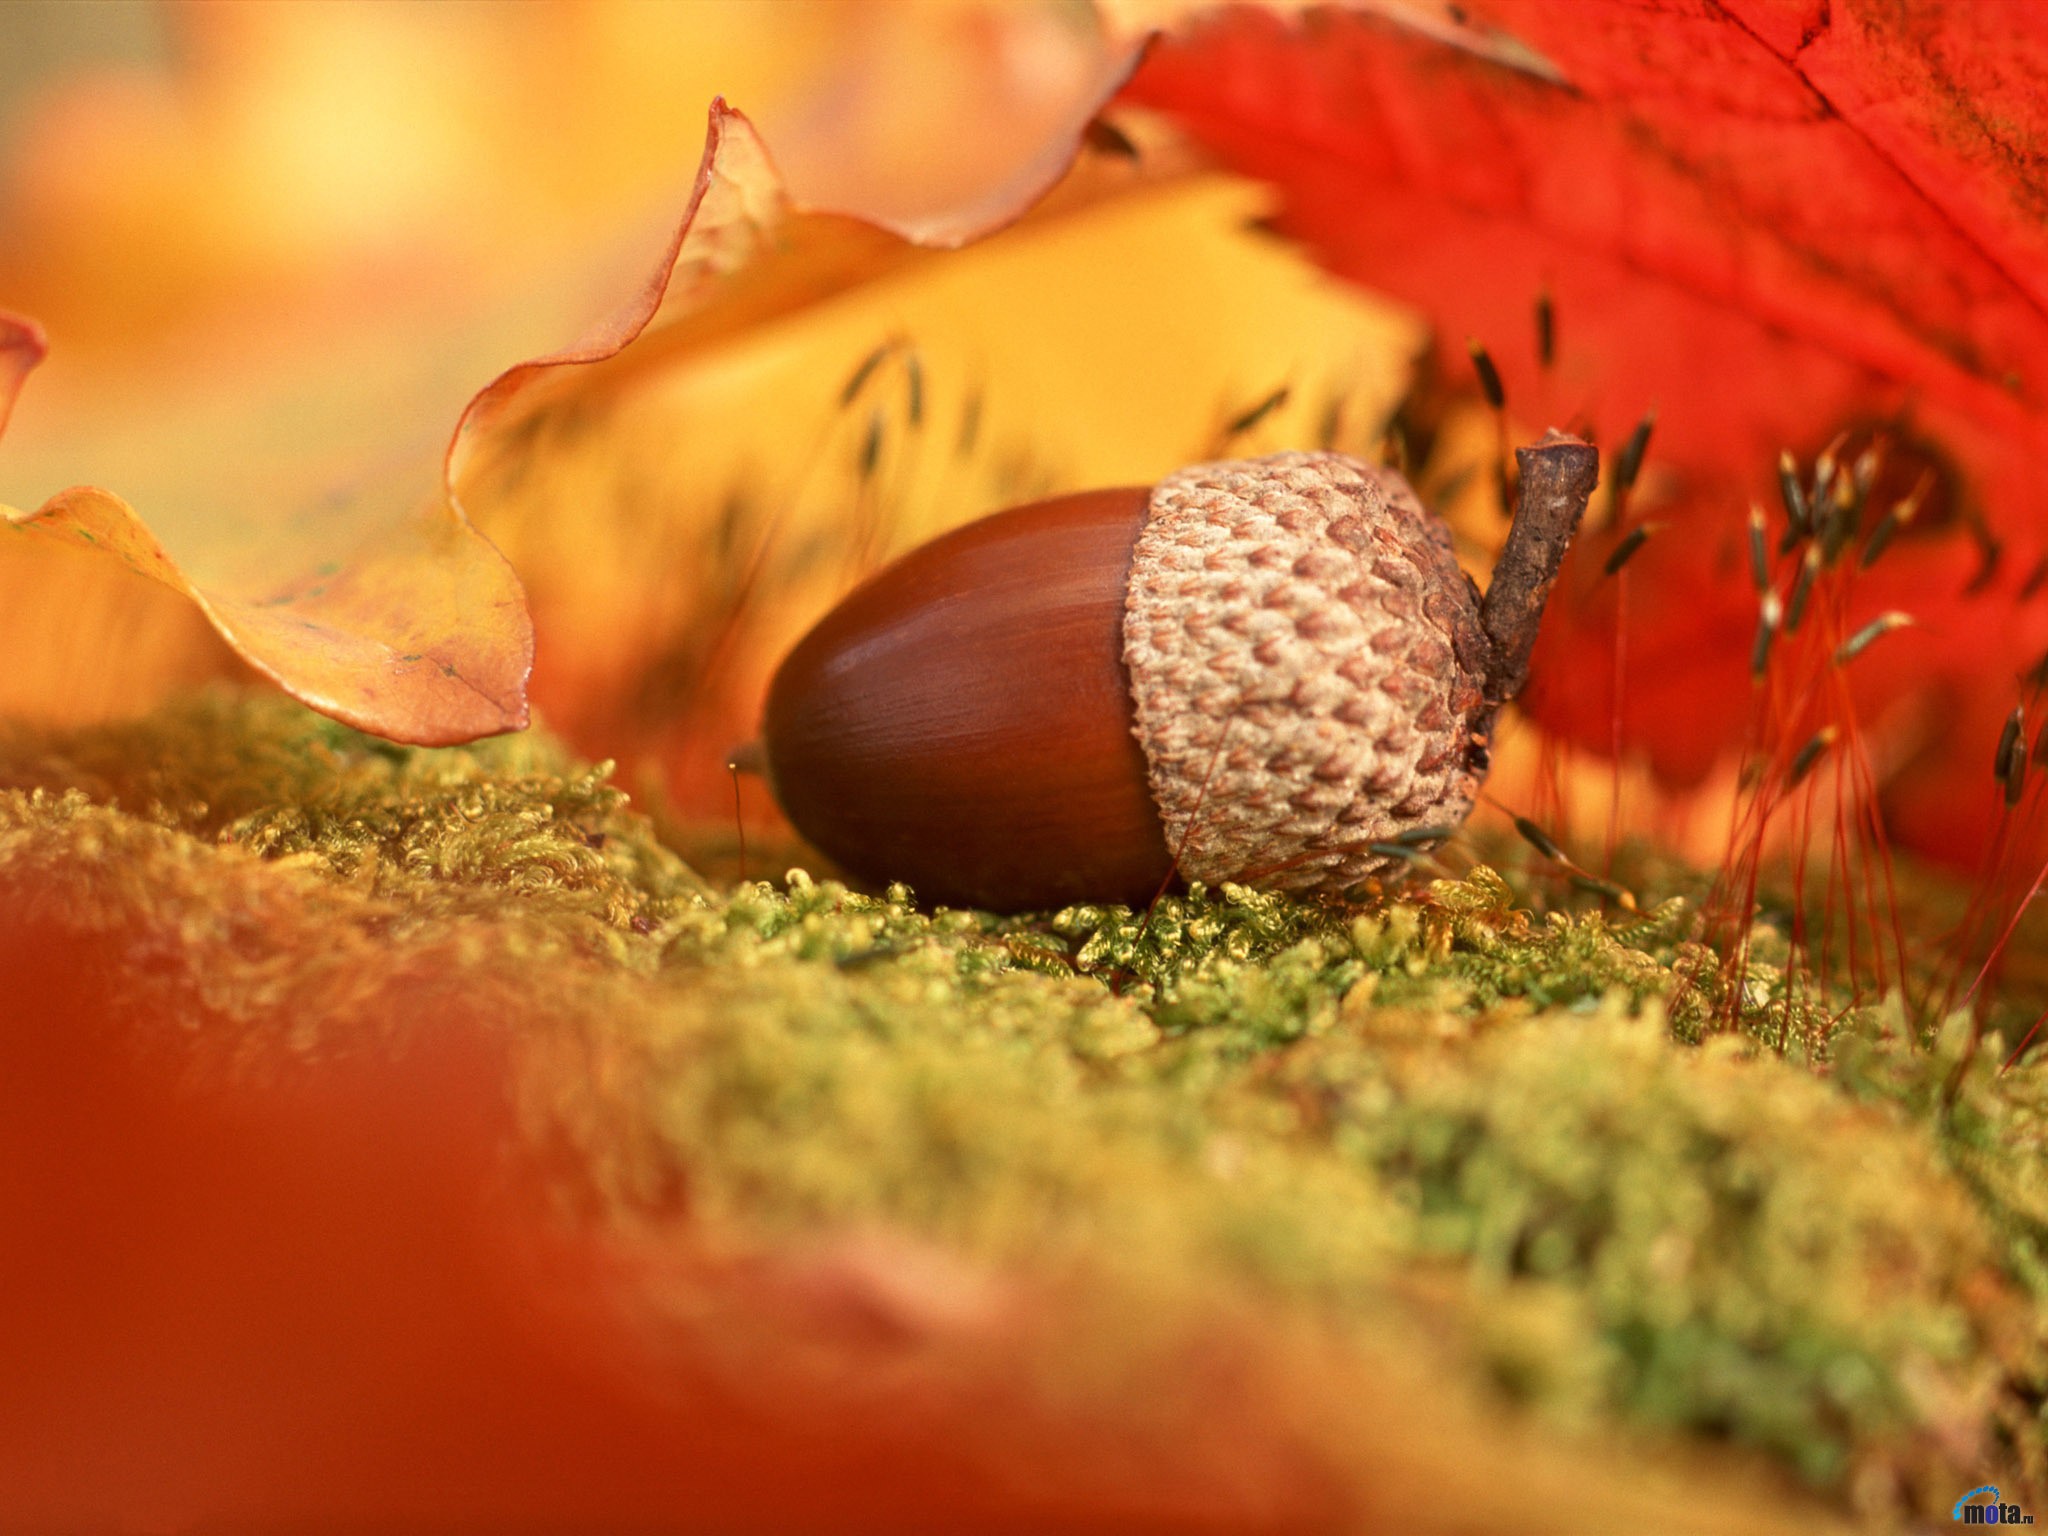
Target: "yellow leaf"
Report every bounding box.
[458,107,1424,810]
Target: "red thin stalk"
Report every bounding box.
[1607,568,1628,870]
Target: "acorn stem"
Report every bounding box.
[1480,429,1599,705]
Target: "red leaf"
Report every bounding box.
[1122,1,2048,853]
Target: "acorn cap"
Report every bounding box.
[1123,452,1493,896]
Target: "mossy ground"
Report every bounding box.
[3,690,2043,1525]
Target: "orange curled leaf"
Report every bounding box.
[1,323,536,745]
[2,477,533,749]
[0,5,1145,751]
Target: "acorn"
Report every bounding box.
[758,435,1598,912]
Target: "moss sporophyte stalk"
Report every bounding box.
[4,690,2043,1519]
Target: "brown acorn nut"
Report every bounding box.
[760,436,1598,911]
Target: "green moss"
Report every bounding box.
[2,689,2042,1516]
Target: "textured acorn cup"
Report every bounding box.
[762,437,1598,912]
